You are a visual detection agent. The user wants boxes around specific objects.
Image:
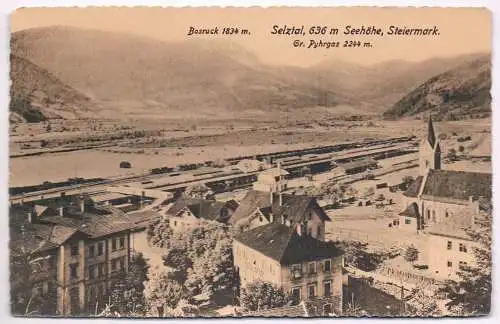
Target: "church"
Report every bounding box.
[399,117,492,232]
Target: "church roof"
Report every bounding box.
[403,176,423,198]
[234,223,343,265]
[421,169,492,201]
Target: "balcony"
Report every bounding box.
[291,269,303,280]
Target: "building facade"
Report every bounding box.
[233,223,343,315]
[9,197,147,316]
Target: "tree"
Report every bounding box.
[404,245,419,264]
[184,183,213,200]
[10,240,57,316]
[437,211,491,315]
[107,252,149,316]
[239,281,290,311]
[144,272,185,317]
[341,241,385,272]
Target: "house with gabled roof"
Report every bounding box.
[233,222,343,316]
[231,190,330,241]
[165,197,239,232]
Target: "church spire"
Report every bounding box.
[427,116,436,148]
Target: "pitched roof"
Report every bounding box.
[399,202,420,218]
[167,198,227,221]
[38,206,136,238]
[259,167,289,177]
[403,176,423,198]
[421,169,492,201]
[234,223,342,265]
[230,190,329,225]
[123,210,161,229]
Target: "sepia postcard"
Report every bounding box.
[8,6,492,318]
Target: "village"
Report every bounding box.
[8,116,492,317]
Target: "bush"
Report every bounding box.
[404,245,419,264]
[240,281,291,311]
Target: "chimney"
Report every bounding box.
[270,190,274,204]
[27,212,32,224]
[59,206,65,217]
[279,193,283,207]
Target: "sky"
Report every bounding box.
[10,7,492,66]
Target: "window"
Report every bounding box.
[88,264,96,280]
[427,210,431,220]
[308,262,316,274]
[445,210,449,218]
[323,304,333,316]
[70,244,79,256]
[459,243,468,253]
[119,257,125,272]
[447,241,452,250]
[308,211,312,221]
[405,218,412,224]
[432,210,436,222]
[70,263,79,279]
[447,261,452,268]
[307,227,312,236]
[98,263,105,277]
[308,284,316,299]
[111,258,118,272]
[291,287,301,301]
[97,242,104,256]
[324,260,331,272]
[459,261,468,270]
[111,238,117,251]
[88,245,95,257]
[291,264,303,279]
[317,225,321,237]
[119,237,125,249]
[324,281,332,297]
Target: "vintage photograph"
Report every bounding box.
[8,7,492,318]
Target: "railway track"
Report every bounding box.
[9,135,415,204]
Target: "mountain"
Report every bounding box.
[383,54,491,120]
[308,53,488,112]
[11,26,340,119]
[9,54,93,123]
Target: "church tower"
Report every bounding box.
[419,116,441,175]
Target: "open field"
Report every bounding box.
[9,117,491,187]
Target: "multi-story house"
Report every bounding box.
[9,195,148,316]
[233,222,344,315]
[230,190,330,241]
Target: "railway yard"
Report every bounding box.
[9,136,416,204]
